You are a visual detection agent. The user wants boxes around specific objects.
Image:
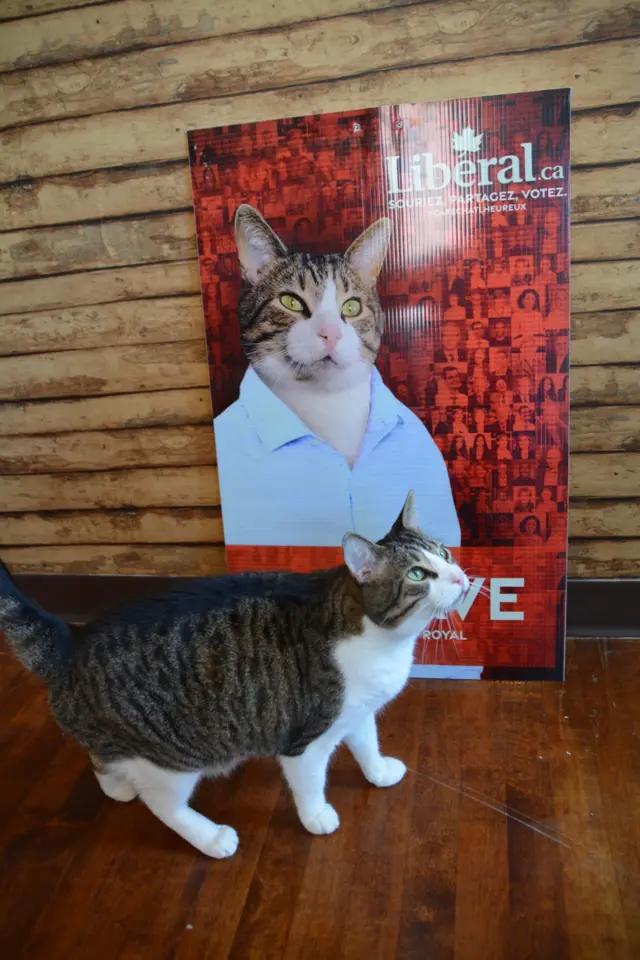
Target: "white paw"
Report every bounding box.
[202,825,239,859]
[97,773,137,802]
[302,803,340,836]
[366,756,407,788]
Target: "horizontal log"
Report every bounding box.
[572,103,640,168]
[0,543,227,576]
[571,310,640,365]
[571,366,640,406]
[569,500,640,539]
[2,157,638,235]
[0,453,634,513]
[570,453,640,498]
[1,213,635,282]
[0,296,203,355]
[0,211,196,281]
[3,539,638,578]
[0,340,209,401]
[571,163,640,224]
[10,387,636,446]
[0,300,637,369]
[0,253,640,324]
[1,252,638,324]
[572,219,640,263]
[0,466,220,511]
[570,406,640,452]
[0,507,223,545]
[0,0,103,21]
[0,425,216,474]
[0,388,212,436]
[568,539,640,578]
[571,260,640,313]
[2,6,637,129]
[2,500,635,548]
[1,0,408,71]
[1,62,638,183]
[3,329,639,404]
[1,403,638,477]
[0,260,198,315]
[0,161,190,232]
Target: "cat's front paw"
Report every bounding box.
[202,825,239,859]
[302,803,340,836]
[365,756,407,788]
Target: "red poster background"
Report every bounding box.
[188,90,570,680]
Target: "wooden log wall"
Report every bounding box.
[0,0,639,579]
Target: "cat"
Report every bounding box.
[1,492,468,859]
[213,206,461,548]
[234,203,391,465]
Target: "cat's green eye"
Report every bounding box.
[439,546,450,561]
[342,298,362,318]
[407,567,427,582]
[280,294,305,312]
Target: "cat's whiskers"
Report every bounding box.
[444,611,462,662]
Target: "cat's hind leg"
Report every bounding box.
[112,757,239,859]
[90,754,137,802]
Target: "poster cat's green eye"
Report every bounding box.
[280,294,305,312]
[342,298,362,318]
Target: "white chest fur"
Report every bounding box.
[334,618,417,720]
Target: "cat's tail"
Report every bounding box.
[0,559,73,684]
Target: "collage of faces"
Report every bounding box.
[377,222,569,551]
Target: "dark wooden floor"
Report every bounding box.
[0,639,638,959]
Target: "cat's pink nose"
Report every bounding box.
[318,325,342,351]
[451,571,465,587]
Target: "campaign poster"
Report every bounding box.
[188,89,570,680]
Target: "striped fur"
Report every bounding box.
[1,497,459,774]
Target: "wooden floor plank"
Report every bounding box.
[396,684,462,960]
[542,644,630,960]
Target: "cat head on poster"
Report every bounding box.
[234,204,392,392]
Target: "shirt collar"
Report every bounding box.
[239,367,311,451]
[238,366,406,452]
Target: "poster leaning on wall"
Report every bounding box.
[187,88,570,681]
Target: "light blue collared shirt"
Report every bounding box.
[214,367,461,547]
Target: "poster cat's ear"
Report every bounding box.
[345,217,392,285]
[342,533,385,584]
[234,205,287,283]
[392,490,420,533]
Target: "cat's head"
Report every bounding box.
[342,492,469,634]
[234,204,391,391]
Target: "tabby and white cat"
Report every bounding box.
[1,493,468,858]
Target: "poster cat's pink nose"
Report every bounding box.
[451,571,465,587]
[318,325,343,351]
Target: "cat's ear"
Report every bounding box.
[342,533,385,584]
[345,218,392,285]
[234,204,287,283]
[392,490,420,533]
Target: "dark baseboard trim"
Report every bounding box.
[566,578,640,638]
[11,574,640,638]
